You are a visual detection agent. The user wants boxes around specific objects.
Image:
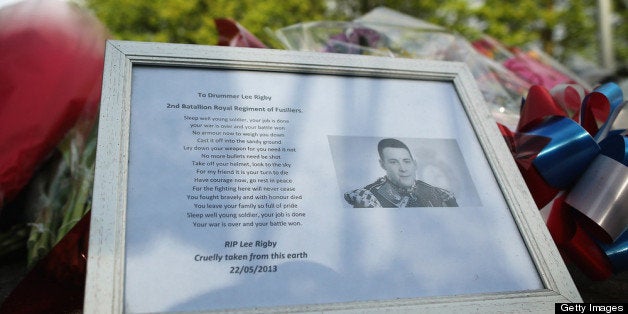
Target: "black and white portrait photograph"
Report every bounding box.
[329,136,481,208]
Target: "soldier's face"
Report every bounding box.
[379,147,417,188]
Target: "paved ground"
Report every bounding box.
[568,264,628,302]
[0,250,27,304]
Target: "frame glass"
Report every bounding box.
[85,40,581,313]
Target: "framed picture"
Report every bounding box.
[85,40,581,313]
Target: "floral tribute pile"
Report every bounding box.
[271,7,627,281]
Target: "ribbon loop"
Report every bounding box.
[600,231,628,273]
[550,84,586,115]
[517,85,565,132]
[547,195,614,280]
[585,83,626,141]
[565,155,628,243]
[529,116,600,189]
[600,134,628,166]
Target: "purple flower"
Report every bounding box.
[325,27,383,54]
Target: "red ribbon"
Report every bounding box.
[546,195,613,280]
[499,124,558,208]
[500,85,567,208]
[214,18,266,48]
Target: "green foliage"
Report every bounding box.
[82,0,625,68]
[333,0,611,64]
[614,0,628,67]
[83,0,327,47]
[474,0,599,62]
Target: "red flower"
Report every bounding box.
[0,0,109,208]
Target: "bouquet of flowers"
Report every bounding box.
[0,0,107,311]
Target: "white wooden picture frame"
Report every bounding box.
[85,40,581,313]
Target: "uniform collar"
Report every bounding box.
[384,176,417,195]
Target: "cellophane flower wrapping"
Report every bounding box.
[273,7,590,131]
[272,7,628,281]
[23,121,98,268]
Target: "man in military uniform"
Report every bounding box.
[344,138,458,208]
